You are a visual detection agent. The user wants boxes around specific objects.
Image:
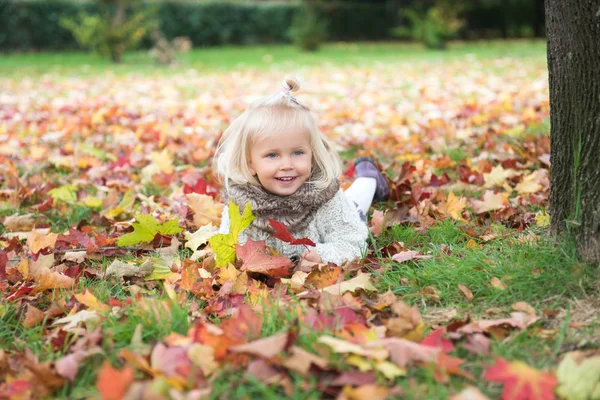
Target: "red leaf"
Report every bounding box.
[0,250,7,281]
[268,219,316,247]
[420,328,455,353]
[483,357,557,400]
[236,240,293,278]
[0,380,32,397]
[96,361,134,400]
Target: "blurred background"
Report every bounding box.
[0,0,545,70]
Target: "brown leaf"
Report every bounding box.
[4,214,36,232]
[281,346,328,376]
[512,301,536,316]
[391,250,433,263]
[490,277,507,290]
[458,284,474,301]
[229,331,291,359]
[369,210,385,235]
[22,304,45,328]
[342,384,390,400]
[369,338,440,367]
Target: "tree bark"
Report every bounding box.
[546,0,600,261]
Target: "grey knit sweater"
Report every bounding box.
[218,190,369,265]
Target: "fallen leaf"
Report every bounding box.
[512,301,536,316]
[22,304,45,328]
[369,338,440,367]
[74,290,111,313]
[483,357,557,400]
[471,191,507,214]
[458,284,474,301]
[269,218,316,247]
[490,277,507,290]
[342,384,389,400]
[281,346,328,376]
[27,230,59,254]
[369,210,385,235]
[187,343,218,376]
[444,192,467,221]
[186,193,224,228]
[208,201,255,267]
[96,361,134,400]
[556,351,600,400]
[184,223,218,261]
[321,273,377,296]
[391,250,433,263]
[229,331,291,359]
[318,336,388,360]
[4,214,36,232]
[449,386,491,400]
[236,240,293,278]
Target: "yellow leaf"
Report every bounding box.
[465,239,481,249]
[347,355,372,371]
[484,165,515,188]
[74,290,111,313]
[48,184,77,204]
[556,351,600,400]
[27,231,58,254]
[515,171,544,194]
[471,191,507,214]
[376,360,406,380]
[444,192,466,220]
[321,273,376,296]
[217,263,240,284]
[186,194,223,228]
[208,201,255,267]
[535,213,550,227]
[187,344,218,376]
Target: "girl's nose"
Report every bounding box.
[280,157,293,170]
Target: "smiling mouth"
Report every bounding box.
[275,177,297,182]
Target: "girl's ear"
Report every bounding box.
[248,161,256,176]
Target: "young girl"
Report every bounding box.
[214,77,389,265]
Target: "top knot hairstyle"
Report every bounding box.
[214,75,342,192]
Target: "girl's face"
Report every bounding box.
[248,129,312,196]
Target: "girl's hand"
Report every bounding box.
[302,250,322,263]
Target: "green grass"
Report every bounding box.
[374,219,596,312]
[0,39,547,78]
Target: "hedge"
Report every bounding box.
[0,0,544,51]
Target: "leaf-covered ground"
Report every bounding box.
[1,43,599,399]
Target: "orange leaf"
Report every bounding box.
[483,357,557,400]
[96,361,134,400]
[236,240,293,278]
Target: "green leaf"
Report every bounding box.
[117,214,183,247]
[48,184,77,204]
[208,201,255,267]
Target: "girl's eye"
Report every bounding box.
[293,150,304,156]
[266,153,277,158]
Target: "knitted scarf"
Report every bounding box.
[224,178,340,236]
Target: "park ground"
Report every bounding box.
[1,40,599,399]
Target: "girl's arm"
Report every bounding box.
[312,191,369,265]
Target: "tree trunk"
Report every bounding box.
[546,0,600,261]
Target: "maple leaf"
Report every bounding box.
[186,193,224,227]
[483,357,557,400]
[116,214,183,247]
[236,240,293,278]
[48,184,77,204]
[74,290,111,313]
[471,190,508,214]
[96,361,134,400]
[268,218,316,247]
[229,331,292,359]
[444,192,466,221]
[208,201,255,267]
[184,223,218,261]
[556,351,600,400]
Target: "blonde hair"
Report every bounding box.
[214,76,342,191]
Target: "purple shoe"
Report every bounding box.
[354,156,390,202]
